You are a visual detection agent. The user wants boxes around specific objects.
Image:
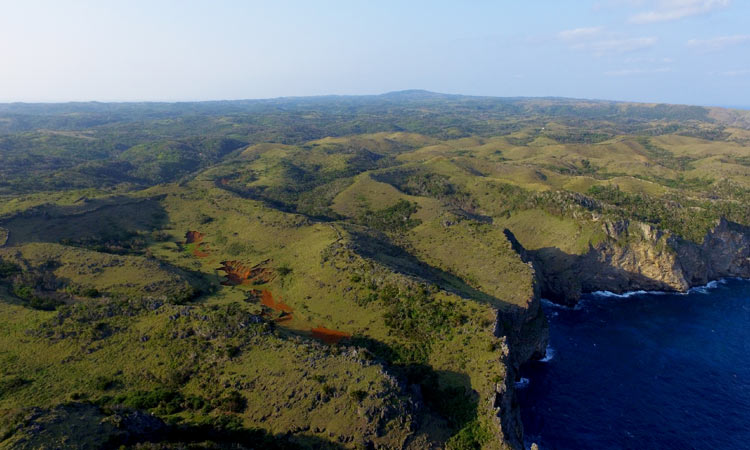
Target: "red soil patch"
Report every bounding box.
[185,231,204,244]
[247,289,294,322]
[193,246,210,258]
[242,287,347,344]
[260,289,294,313]
[311,327,351,345]
[218,260,277,286]
[184,231,209,258]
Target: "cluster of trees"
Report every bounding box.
[374,170,478,216]
[350,281,485,448]
[587,185,726,242]
[356,200,422,233]
[0,259,66,310]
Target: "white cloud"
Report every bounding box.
[558,27,658,56]
[605,67,672,76]
[584,37,658,55]
[629,0,730,23]
[558,27,604,41]
[593,0,648,11]
[687,34,750,51]
[718,69,750,76]
[623,56,675,63]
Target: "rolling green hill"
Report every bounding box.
[0,92,748,449]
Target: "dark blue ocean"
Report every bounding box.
[518,278,750,450]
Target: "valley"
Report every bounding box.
[0,92,748,449]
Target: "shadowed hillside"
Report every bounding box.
[0,92,748,449]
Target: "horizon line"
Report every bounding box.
[0,90,748,111]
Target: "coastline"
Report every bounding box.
[508,275,750,448]
[586,276,749,300]
[516,276,750,449]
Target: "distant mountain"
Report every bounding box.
[3,91,745,136]
[0,86,748,450]
[378,89,460,99]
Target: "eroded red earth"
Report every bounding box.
[311,327,351,345]
[260,289,294,313]
[185,230,204,244]
[217,256,349,344]
[184,231,210,258]
[218,259,277,286]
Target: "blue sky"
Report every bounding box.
[1,0,748,106]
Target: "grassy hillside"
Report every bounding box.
[0,92,748,449]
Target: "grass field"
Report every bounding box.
[0,93,749,448]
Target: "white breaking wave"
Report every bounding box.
[541,298,574,310]
[589,289,665,299]
[688,280,719,295]
[539,346,555,362]
[541,278,745,313]
[514,377,530,389]
[590,278,734,299]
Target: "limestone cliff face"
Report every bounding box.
[530,218,750,306]
[496,218,749,448]
[676,218,750,284]
[492,260,549,449]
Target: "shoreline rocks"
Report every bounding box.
[498,217,749,448]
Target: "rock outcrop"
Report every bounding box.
[492,255,549,449]
[497,218,749,448]
[494,298,548,449]
[2,403,168,449]
[526,218,750,305]
[676,218,750,284]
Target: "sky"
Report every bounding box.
[1,0,749,106]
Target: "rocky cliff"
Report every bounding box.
[675,218,750,285]
[526,218,750,306]
[492,255,549,449]
[497,218,749,448]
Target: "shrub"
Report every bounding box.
[217,390,246,413]
[93,376,119,391]
[116,388,183,412]
[150,230,171,242]
[169,281,198,304]
[224,345,241,358]
[446,419,493,450]
[0,261,20,278]
[185,395,206,411]
[12,284,34,300]
[276,264,293,276]
[0,376,28,397]
[349,390,368,402]
[321,385,335,397]
[81,287,100,298]
[12,284,64,311]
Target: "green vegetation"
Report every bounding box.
[0,92,748,449]
[357,199,422,233]
[587,184,750,243]
[381,284,466,344]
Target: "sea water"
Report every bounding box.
[518,278,750,450]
